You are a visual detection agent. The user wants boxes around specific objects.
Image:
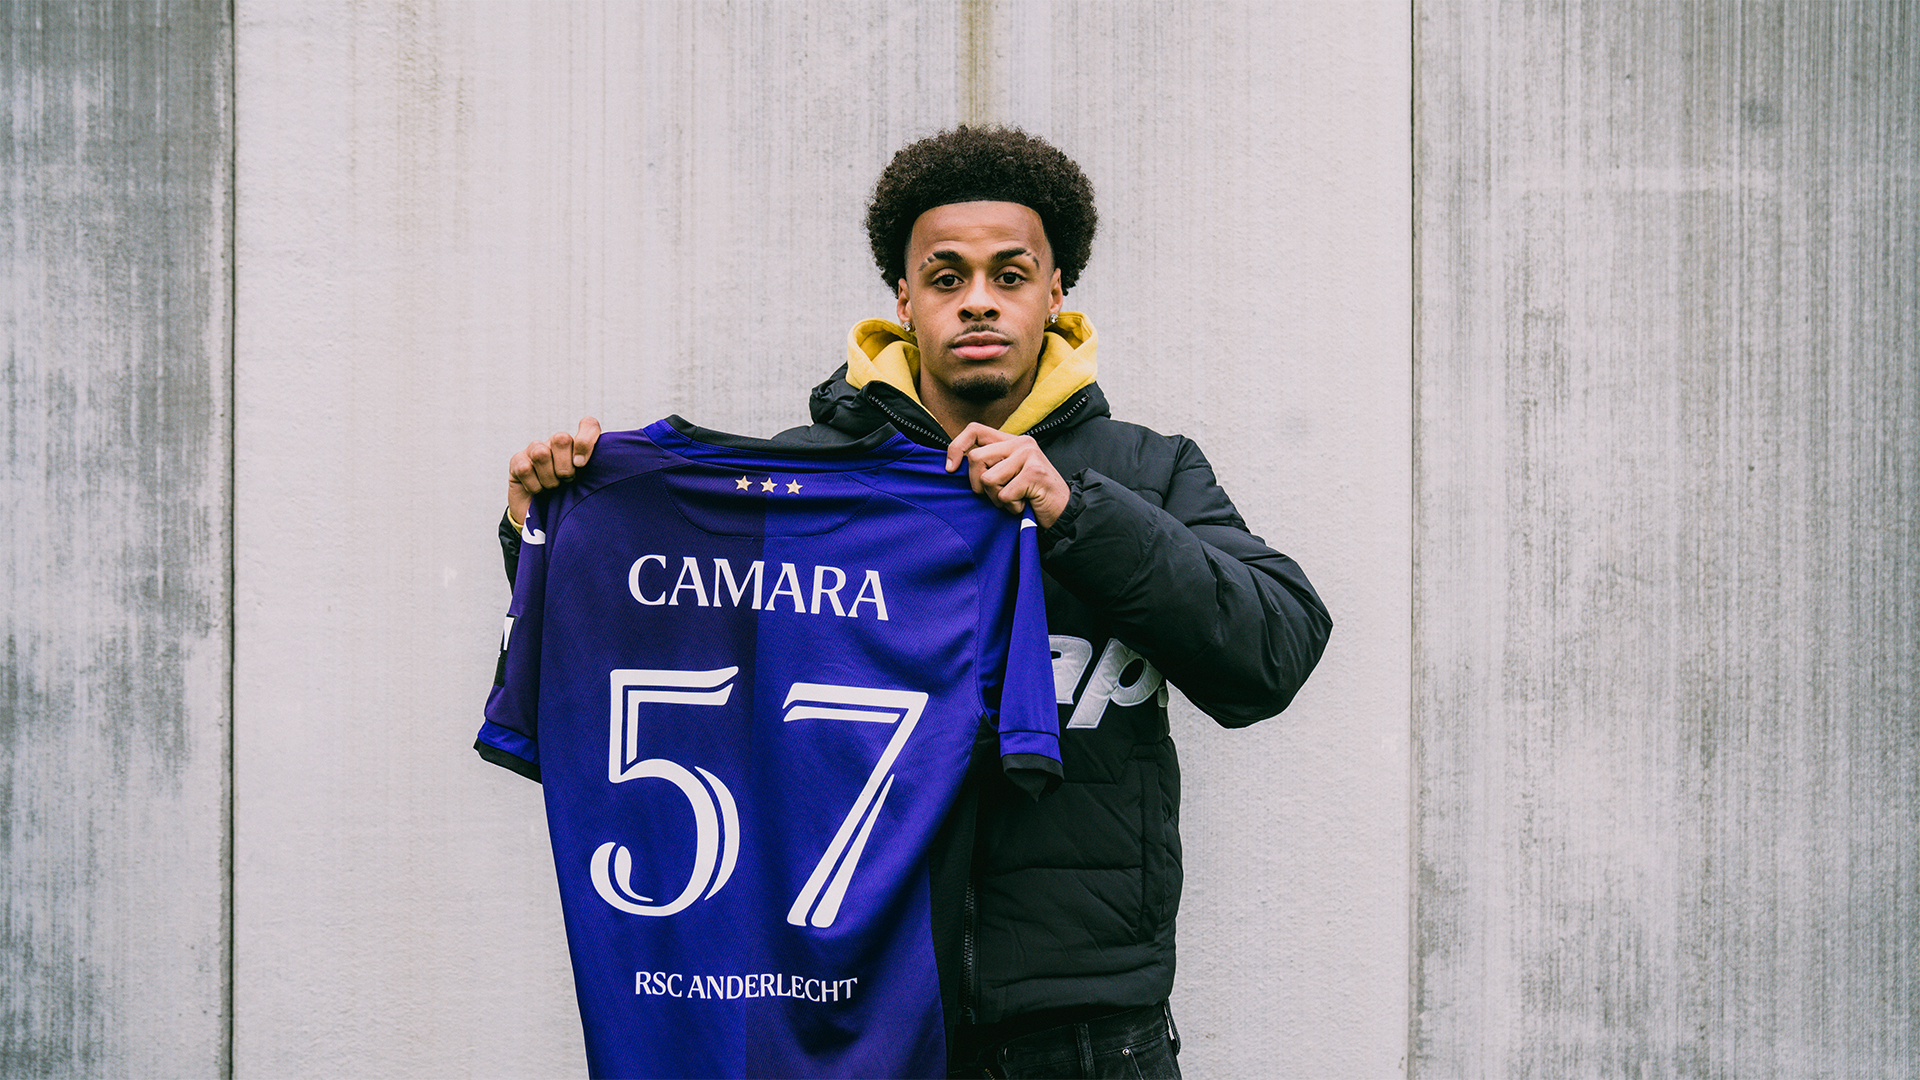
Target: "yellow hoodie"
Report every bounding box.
[841,312,1099,436]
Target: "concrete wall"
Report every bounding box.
[8,1,1915,1077]
[1,3,231,1076]
[971,5,1414,1071]
[233,1,1407,1077]
[1413,2,1919,1076]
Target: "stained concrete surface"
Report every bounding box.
[1413,3,1919,1076]
[9,1,1913,1077]
[0,2,232,1076]
[232,2,1407,1077]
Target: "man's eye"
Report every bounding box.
[998,271,1026,286]
[933,273,962,288]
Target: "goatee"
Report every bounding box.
[951,373,1016,404]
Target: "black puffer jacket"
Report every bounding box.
[495,369,1332,1037]
[787,366,1331,1032]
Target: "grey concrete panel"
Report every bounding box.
[235,2,1408,1076]
[0,2,232,1076]
[971,4,1415,1075]
[1413,3,1918,1076]
[234,5,968,1076]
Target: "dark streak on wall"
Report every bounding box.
[1,2,231,1075]
[959,0,1005,127]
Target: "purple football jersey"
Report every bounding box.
[478,417,1060,1079]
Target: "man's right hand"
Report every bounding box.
[507,417,602,526]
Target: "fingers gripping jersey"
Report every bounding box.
[477,417,1061,1079]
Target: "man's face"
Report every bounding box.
[896,201,1063,422]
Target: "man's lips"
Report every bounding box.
[950,333,1011,360]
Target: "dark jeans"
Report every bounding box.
[953,1002,1182,1079]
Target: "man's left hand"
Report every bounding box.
[945,423,1071,528]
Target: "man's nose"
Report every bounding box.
[959,277,999,320]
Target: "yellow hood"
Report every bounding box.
[843,312,1098,436]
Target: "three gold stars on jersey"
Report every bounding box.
[735,475,804,495]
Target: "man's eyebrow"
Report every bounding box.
[917,247,1038,269]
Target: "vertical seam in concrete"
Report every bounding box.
[960,0,997,126]
[1405,1,1422,1076]
[222,0,237,1075]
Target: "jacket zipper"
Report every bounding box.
[868,382,1090,1033]
[867,392,950,448]
[869,385,1091,447]
[961,876,979,1025]
[1022,391,1088,438]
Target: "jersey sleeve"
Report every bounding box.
[981,515,1062,800]
[475,496,552,781]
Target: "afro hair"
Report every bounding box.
[866,126,1098,292]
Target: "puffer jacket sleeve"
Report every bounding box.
[499,509,522,587]
[1039,437,1331,727]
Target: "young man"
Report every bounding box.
[501,126,1331,1079]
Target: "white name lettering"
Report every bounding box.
[766,562,805,613]
[629,554,668,605]
[628,556,888,620]
[669,556,709,607]
[850,571,889,621]
[811,565,847,616]
[713,558,762,609]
